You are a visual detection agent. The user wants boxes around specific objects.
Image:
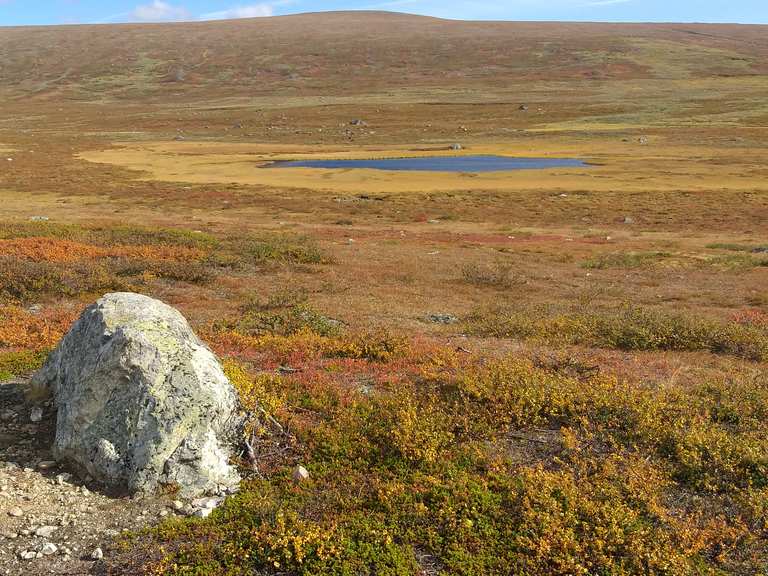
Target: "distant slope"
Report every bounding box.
[1,11,768,100]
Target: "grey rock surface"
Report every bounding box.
[31,293,240,496]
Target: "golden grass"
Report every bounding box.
[79,138,768,194]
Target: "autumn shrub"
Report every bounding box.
[461,260,524,289]
[121,340,768,575]
[466,304,768,361]
[232,233,329,267]
[582,250,671,269]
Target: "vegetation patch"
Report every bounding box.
[0,222,330,303]
[116,335,768,575]
[465,304,768,361]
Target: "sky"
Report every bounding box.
[0,0,767,27]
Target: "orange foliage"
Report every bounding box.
[0,305,76,350]
[0,237,206,263]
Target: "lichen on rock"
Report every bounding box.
[31,292,241,496]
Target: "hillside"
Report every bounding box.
[2,12,768,100]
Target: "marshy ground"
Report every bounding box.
[1,12,768,575]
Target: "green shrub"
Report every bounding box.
[465,304,768,361]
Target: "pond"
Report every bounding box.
[269,155,587,173]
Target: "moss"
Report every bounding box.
[0,349,48,380]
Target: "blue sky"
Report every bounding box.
[1,0,767,26]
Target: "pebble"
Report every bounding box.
[19,550,37,560]
[8,506,23,517]
[292,465,310,484]
[37,460,58,470]
[193,507,212,518]
[91,546,104,560]
[35,525,58,538]
[29,407,43,423]
[41,542,58,555]
[55,473,72,485]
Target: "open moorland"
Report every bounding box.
[1,11,768,575]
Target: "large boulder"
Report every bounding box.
[31,293,241,496]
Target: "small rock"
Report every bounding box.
[8,506,23,517]
[55,473,72,485]
[426,313,458,325]
[172,500,184,511]
[91,547,104,560]
[20,550,37,560]
[292,465,310,484]
[29,216,49,222]
[622,216,635,224]
[41,542,58,555]
[29,406,43,423]
[193,507,212,518]
[0,409,16,421]
[450,143,462,151]
[35,525,58,538]
[37,460,57,470]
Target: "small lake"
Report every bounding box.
[270,155,587,173]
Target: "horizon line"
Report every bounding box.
[1,9,767,29]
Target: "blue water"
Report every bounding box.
[270,155,587,173]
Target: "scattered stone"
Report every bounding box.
[292,465,310,484]
[29,216,49,222]
[41,542,58,555]
[193,507,213,518]
[426,313,459,325]
[450,143,463,150]
[0,409,16,421]
[55,472,72,485]
[31,292,242,496]
[174,135,185,141]
[91,547,104,560]
[29,406,43,423]
[622,216,635,224]
[19,550,37,560]
[35,525,58,538]
[172,500,184,511]
[519,104,529,111]
[8,506,23,517]
[349,119,368,126]
[37,460,57,470]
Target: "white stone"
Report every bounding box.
[292,465,310,484]
[41,543,58,555]
[29,407,43,423]
[193,507,212,518]
[34,526,58,538]
[91,547,103,560]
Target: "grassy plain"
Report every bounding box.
[1,12,768,575]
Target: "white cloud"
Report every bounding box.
[132,0,190,22]
[582,0,632,5]
[199,3,274,20]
